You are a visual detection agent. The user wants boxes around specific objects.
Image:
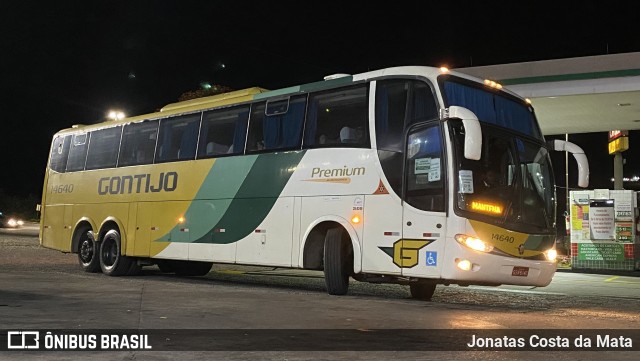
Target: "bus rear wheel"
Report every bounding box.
[99,229,137,276]
[323,227,351,295]
[409,282,437,301]
[78,230,100,273]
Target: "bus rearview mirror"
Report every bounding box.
[446,106,482,160]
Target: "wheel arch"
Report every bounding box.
[97,217,127,253]
[70,217,97,254]
[299,216,362,273]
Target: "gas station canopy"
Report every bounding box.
[457,52,640,136]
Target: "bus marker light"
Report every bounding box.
[439,66,449,73]
[483,79,503,89]
[178,216,185,224]
[351,215,361,224]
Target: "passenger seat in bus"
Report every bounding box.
[135,150,146,163]
[340,127,357,144]
[206,141,229,155]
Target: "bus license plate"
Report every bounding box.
[512,266,529,277]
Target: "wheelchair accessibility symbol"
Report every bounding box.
[425,251,437,266]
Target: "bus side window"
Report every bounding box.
[376,79,438,153]
[375,79,439,198]
[118,120,159,167]
[155,114,200,163]
[247,96,306,153]
[85,126,122,170]
[246,102,266,152]
[198,105,250,158]
[49,135,71,173]
[303,84,369,149]
[405,124,445,212]
[66,133,89,172]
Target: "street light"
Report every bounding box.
[108,110,125,121]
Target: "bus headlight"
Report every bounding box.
[7,219,18,227]
[545,248,557,261]
[455,234,494,253]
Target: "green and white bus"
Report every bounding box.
[40,66,589,300]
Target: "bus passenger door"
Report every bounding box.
[401,123,447,279]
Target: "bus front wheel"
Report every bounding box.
[409,282,437,301]
[78,230,100,273]
[99,229,138,276]
[323,228,351,295]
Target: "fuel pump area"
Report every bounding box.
[569,189,640,272]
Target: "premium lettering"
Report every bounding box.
[311,166,365,178]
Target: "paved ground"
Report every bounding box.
[0,223,638,360]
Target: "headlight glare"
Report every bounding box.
[455,234,494,253]
[545,248,557,261]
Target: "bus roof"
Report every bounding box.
[55,65,520,136]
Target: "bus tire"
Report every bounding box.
[409,282,437,301]
[78,230,100,273]
[323,227,350,295]
[99,229,135,276]
[171,260,213,276]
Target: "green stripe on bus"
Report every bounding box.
[253,86,302,100]
[154,156,259,243]
[194,150,306,244]
[299,76,353,92]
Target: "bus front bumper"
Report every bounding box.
[440,240,557,287]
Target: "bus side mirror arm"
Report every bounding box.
[549,139,590,188]
[442,106,482,160]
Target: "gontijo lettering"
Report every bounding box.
[98,172,178,195]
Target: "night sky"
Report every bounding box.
[2,1,640,200]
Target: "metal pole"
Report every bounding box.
[565,133,569,215]
[614,153,623,190]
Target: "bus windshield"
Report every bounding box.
[442,78,542,140]
[451,121,556,233]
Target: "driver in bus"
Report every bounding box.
[477,168,500,192]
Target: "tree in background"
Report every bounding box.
[0,189,39,221]
[178,84,234,102]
